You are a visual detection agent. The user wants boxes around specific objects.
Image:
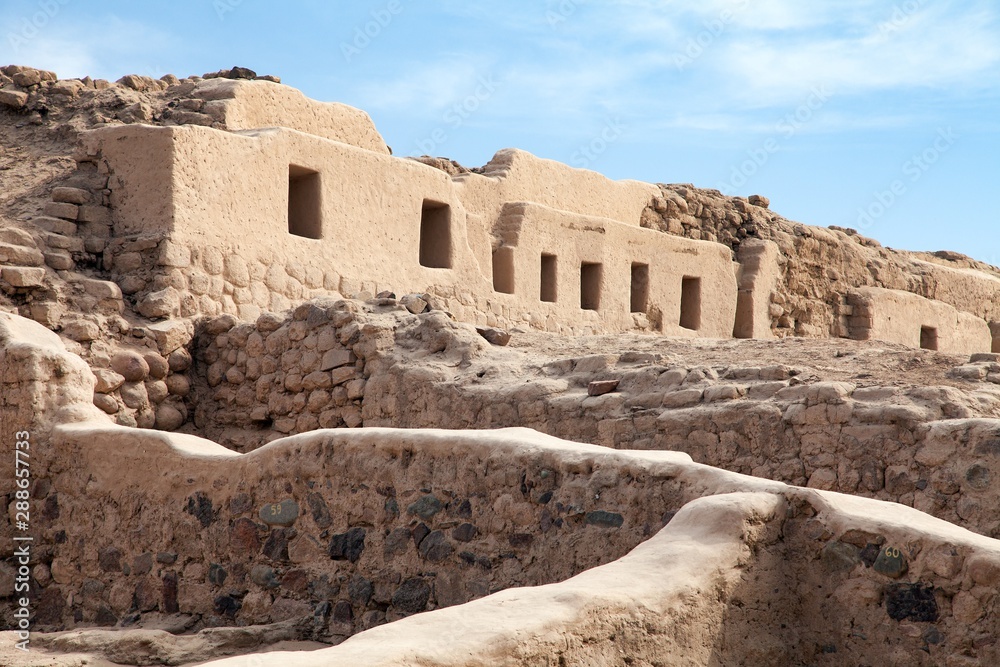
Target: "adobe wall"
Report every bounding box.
[488,202,738,336]
[78,124,738,336]
[847,287,993,354]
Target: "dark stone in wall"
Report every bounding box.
[263,529,291,562]
[208,563,228,586]
[392,577,431,614]
[281,569,309,595]
[418,530,453,562]
[230,518,262,553]
[384,527,411,555]
[133,552,153,575]
[408,495,443,520]
[454,499,472,518]
[134,577,159,612]
[214,594,241,618]
[452,523,479,542]
[229,493,253,515]
[508,533,534,549]
[329,527,366,563]
[186,492,215,528]
[885,583,938,622]
[95,605,118,625]
[873,546,908,579]
[98,547,122,573]
[332,599,353,623]
[586,511,625,528]
[42,494,60,520]
[412,523,430,548]
[259,499,299,527]
[251,564,279,589]
[162,572,179,613]
[307,492,332,528]
[348,574,373,607]
[34,586,66,626]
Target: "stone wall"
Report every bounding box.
[372,345,1000,539]
[13,416,1000,666]
[182,301,1000,540]
[19,426,687,638]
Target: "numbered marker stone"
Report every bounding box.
[873,545,908,579]
[259,499,299,527]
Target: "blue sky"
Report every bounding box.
[3,0,999,264]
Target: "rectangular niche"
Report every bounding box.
[540,253,557,303]
[580,262,603,311]
[287,165,322,239]
[680,276,701,330]
[630,263,649,313]
[920,326,938,351]
[419,200,452,269]
[493,246,515,294]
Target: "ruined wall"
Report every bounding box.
[456,148,658,227]
[187,78,390,154]
[642,184,1000,342]
[847,287,994,354]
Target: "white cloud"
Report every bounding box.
[1,12,174,81]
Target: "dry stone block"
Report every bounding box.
[662,388,703,408]
[0,88,28,109]
[78,278,122,301]
[330,367,356,386]
[588,380,620,397]
[93,369,126,393]
[44,251,74,270]
[154,404,185,431]
[51,187,91,205]
[166,375,190,398]
[704,384,746,402]
[0,227,35,247]
[137,287,182,319]
[121,382,149,409]
[321,349,354,371]
[168,348,193,372]
[476,326,511,346]
[93,393,119,415]
[0,242,44,266]
[112,350,150,382]
[62,319,100,342]
[1,266,45,287]
[146,380,169,404]
[76,204,111,225]
[42,201,79,221]
[146,319,193,355]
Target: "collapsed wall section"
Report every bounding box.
[189,78,390,154]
